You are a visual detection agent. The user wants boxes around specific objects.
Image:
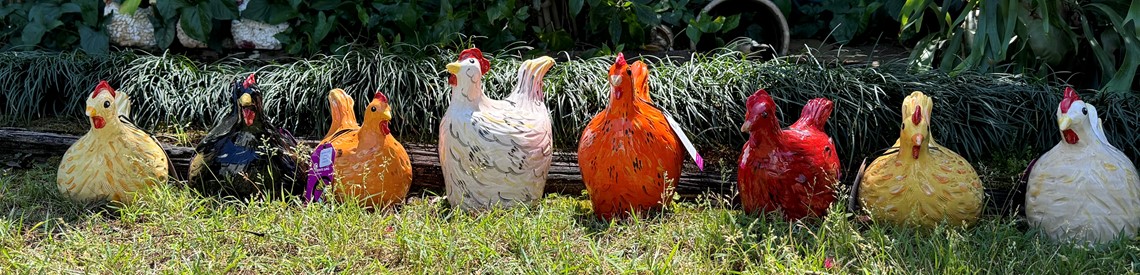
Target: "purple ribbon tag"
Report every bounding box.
[304,143,336,204]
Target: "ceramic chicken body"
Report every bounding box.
[857,91,984,228]
[1026,87,1140,244]
[737,89,840,220]
[438,48,557,210]
[578,54,689,220]
[189,74,303,198]
[58,81,169,203]
[320,89,413,208]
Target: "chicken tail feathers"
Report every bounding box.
[631,61,651,103]
[114,90,132,120]
[507,56,556,107]
[792,98,834,131]
[324,88,360,141]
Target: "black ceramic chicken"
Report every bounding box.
[189,73,304,198]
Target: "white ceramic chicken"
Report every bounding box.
[1026,87,1140,245]
[438,48,556,210]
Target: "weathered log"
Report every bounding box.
[0,128,737,197]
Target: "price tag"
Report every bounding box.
[305,143,336,204]
[662,111,704,171]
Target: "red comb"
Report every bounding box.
[458,48,490,75]
[243,73,257,89]
[1060,87,1080,113]
[614,53,627,67]
[374,91,389,103]
[91,80,116,98]
[912,105,923,125]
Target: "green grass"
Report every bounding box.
[4,163,1140,273]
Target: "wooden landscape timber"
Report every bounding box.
[0,128,737,198]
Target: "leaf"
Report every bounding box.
[487,4,503,22]
[241,0,297,24]
[312,11,336,44]
[311,0,340,11]
[633,2,659,26]
[77,0,100,26]
[609,16,622,42]
[59,3,81,14]
[900,0,931,34]
[150,12,177,49]
[570,0,584,16]
[19,22,47,47]
[885,0,906,20]
[179,5,212,42]
[721,15,740,33]
[206,0,239,20]
[686,25,700,46]
[120,0,143,15]
[157,0,190,21]
[78,25,109,55]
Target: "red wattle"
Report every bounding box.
[1063,129,1079,144]
[912,145,921,159]
[92,116,106,129]
[448,75,457,86]
[242,108,255,126]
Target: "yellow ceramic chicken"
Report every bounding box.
[320,89,413,208]
[1025,87,1140,245]
[856,91,985,228]
[57,80,170,203]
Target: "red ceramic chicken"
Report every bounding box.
[737,89,841,220]
[578,53,702,220]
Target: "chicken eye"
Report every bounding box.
[469,59,476,64]
[761,112,768,118]
[103,101,110,108]
[1082,107,1088,115]
[371,106,377,112]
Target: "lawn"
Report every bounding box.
[2,162,1139,274]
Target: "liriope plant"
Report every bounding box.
[5,48,1138,173]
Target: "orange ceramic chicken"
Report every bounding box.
[57,80,170,203]
[578,53,701,219]
[320,89,413,208]
[856,91,985,228]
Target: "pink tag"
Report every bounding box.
[305,143,335,204]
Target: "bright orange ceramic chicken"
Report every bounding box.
[737,89,840,220]
[578,54,687,220]
[320,89,413,208]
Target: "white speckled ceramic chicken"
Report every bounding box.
[1026,87,1140,245]
[57,80,169,203]
[438,48,556,210]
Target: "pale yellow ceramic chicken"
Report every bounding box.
[58,81,169,203]
[857,91,985,228]
[1026,87,1140,245]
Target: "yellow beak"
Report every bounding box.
[912,134,924,146]
[86,106,96,117]
[740,121,752,132]
[446,62,461,75]
[239,94,252,107]
[379,107,392,121]
[1058,116,1072,131]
